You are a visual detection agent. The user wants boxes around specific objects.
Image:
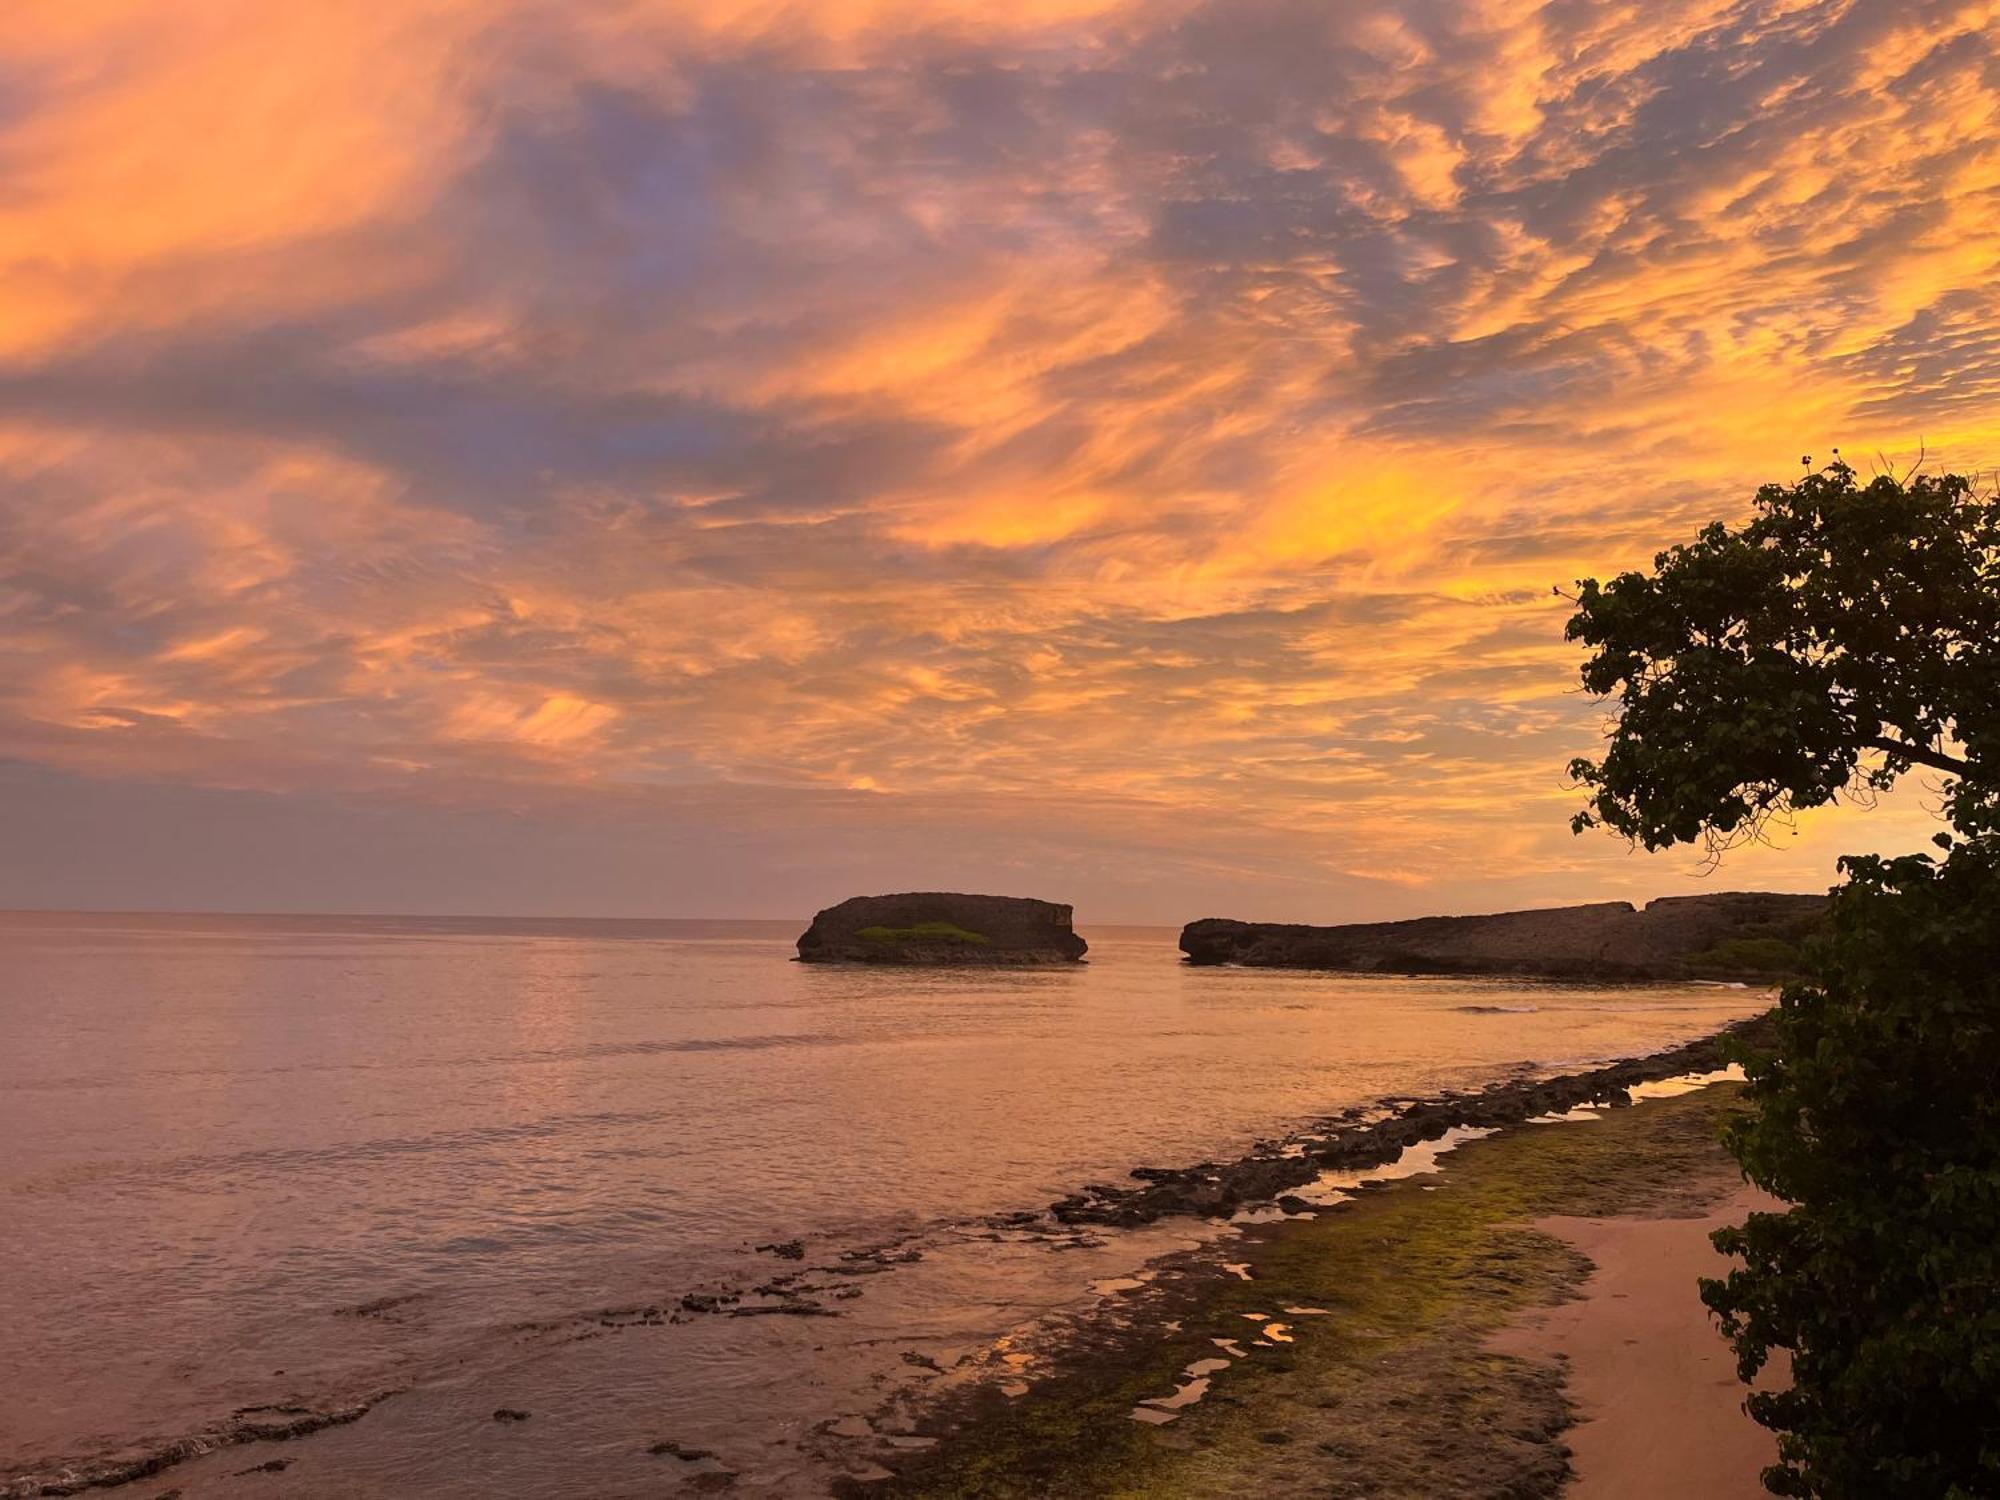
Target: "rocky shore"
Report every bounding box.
[6,1007,1771,1499]
[855,1040,1772,1498]
[797,892,1087,965]
[1044,1012,1773,1227]
[1181,891,1824,981]
[0,1398,387,1499]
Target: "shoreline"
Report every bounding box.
[842,1067,1768,1496]
[3,1012,1774,1499]
[1044,1011,1772,1227]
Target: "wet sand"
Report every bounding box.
[1493,1186,1786,1499]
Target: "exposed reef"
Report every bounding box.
[797,893,1087,965]
[1180,891,1825,982]
[857,1079,1756,1499]
[0,1397,387,1498]
[1045,1013,1771,1226]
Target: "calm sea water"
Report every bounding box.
[0,911,1766,1496]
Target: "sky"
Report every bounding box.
[0,0,1995,923]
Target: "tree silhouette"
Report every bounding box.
[1567,458,2000,1499]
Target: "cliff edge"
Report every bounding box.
[797,892,1088,965]
[1179,891,1826,982]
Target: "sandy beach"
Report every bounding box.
[1494,1186,1784,1498]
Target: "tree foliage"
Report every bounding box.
[1566,460,1999,854]
[1566,459,2000,1498]
[1703,843,2000,1498]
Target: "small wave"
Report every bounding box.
[0,1393,387,1498]
[8,1030,853,1094]
[1451,1004,1540,1014]
[8,1105,685,1196]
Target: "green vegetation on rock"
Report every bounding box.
[1687,936,1804,976]
[856,922,991,947]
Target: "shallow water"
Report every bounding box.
[0,911,1767,1494]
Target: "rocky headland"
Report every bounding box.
[1180,891,1826,982]
[796,892,1087,965]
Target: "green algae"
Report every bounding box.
[1689,935,1804,975]
[866,1085,1749,1499]
[856,922,992,947]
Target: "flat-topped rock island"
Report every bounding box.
[796,892,1088,965]
[1180,890,1827,982]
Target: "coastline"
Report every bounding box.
[844,1066,1768,1497]
[3,1011,1774,1499]
[1044,1013,1771,1227]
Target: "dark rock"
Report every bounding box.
[1179,891,1825,982]
[797,893,1087,965]
[230,1458,292,1476]
[756,1239,806,1260]
[649,1440,716,1461]
[3,1397,385,1498]
[491,1408,531,1423]
[1046,1015,1770,1225]
[839,1246,923,1265]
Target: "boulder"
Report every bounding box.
[797,893,1087,965]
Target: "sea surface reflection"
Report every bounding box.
[0,912,1767,1495]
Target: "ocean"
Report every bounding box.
[0,911,1767,1496]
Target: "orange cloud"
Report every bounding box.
[0,0,1993,917]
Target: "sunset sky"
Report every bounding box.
[2,0,1995,922]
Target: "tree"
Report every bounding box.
[1565,458,2000,1499]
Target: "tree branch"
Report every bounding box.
[1866,734,1970,777]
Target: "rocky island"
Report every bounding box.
[1180,890,1826,982]
[796,892,1088,965]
